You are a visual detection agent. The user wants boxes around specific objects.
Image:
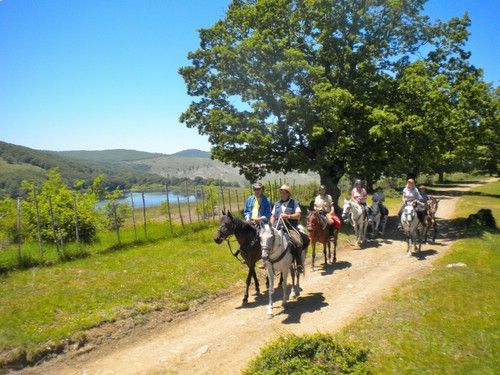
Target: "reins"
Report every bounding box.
[225,238,246,265]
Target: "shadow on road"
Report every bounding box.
[280,292,329,324]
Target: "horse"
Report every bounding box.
[213,211,261,305]
[259,223,302,318]
[342,199,368,245]
[423,197,439,243]
[370,201,388,237]
[400,201,426,256]
[306,210,338,269]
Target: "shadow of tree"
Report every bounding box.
[280,292,329,324]
[319,260,352,276]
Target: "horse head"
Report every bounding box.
[401,202,417,227]
[214,210,235,244]
[341,199,351,223]
[306,210,321,231]
[258,223,275,261]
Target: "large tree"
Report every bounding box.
[179,0,473,201]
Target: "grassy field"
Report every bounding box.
[0,225,247,365]
[334,179,500,374]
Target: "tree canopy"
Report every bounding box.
[180,0,496,200]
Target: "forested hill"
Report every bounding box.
[0,141,164,198]
[55,149,166,163]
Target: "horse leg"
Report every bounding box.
[332,232,337,263]
[281,269,289,308]
[251,267,260,295]
[407,233,412,257]
[266,269,274,318]
[311,241,316,270]
[290,265,300,299]
[243,269,252,304]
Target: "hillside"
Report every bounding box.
[55,149,165,163]
[130,155,319,186]
[0,141,164,198]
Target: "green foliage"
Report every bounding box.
[179,0,492,198]
[21,169,100,245]
[0,198,18,247]
[102,189,131,235]
[243,333,368,375]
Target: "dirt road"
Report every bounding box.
[18,182,480,375]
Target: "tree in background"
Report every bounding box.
[21,168,100,244]
[180,0,491,201]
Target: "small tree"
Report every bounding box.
[21,168,100,244]
[103,189,131,244]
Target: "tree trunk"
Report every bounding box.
[438,171,444,183]
[319,164,345,213]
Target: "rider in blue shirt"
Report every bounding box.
[243,182,271,224]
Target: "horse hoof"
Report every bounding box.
[242,298,248,305]
[267,312,273,319]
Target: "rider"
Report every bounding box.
[399,178,425,225]
[243,181,272,224]
[270,184,307,273]
[314,185,335,231]
[419,185,429,204]
[371,186,387,229]
[351,179,371,222]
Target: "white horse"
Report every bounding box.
[342,199,368,245]
[259,223,303,318]
[370,201,388,237]
[400,201,425,256]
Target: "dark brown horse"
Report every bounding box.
[214,211,262,305]
[423,197,439,243]
[306,210,338,269]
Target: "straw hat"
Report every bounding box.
[279,184,291,194]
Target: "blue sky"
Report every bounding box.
[1,0,498,154]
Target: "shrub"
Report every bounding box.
[243,333,369,375]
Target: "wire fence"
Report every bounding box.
[0,180,319,272]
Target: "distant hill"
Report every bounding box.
[0,141,164,198]
[55,149,165,163]
[170,149,211,158]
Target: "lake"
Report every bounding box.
[97,191,196,208]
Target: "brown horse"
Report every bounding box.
[214,211,261,305]
[423,197,439,243]
[306,210,338,269]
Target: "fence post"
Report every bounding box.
[228,189,233,212]
[235,190,240,213]
[33,187,43,257]
[164,183,173,234]
[177,196,185,229]
[113,202,121,244]
[201,186,207,222]
[185,182,192,224]
[195,186,201,222]
[141,191,147,239]
[16,197,21,261]
[48,195,60,253]
[219,185,226,212]
[72,191,80,246]
[130,192,138,241]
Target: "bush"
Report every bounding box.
[243,333,368,375]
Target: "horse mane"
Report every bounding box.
[230,214,257,236]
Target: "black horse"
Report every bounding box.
[214,211,262,305]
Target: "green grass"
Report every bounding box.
[0,225,246,365]
[335,179,499,374]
